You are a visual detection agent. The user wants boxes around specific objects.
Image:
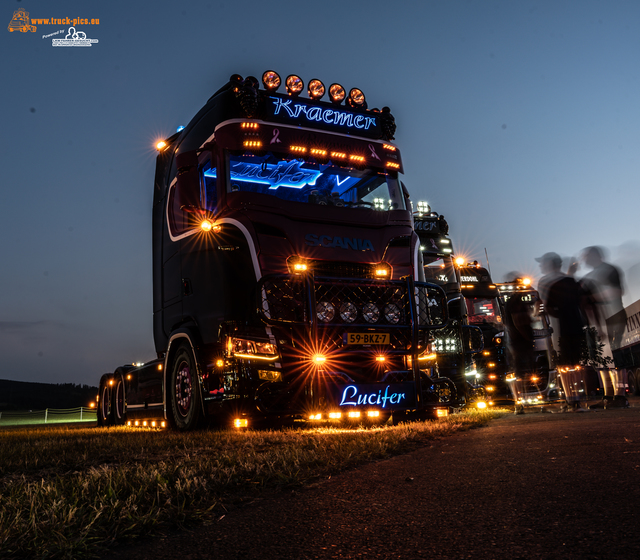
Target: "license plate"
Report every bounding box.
[344,333,390,345]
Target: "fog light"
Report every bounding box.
[477,401,487,409]
[436,409,449,417]
[340,302,358,323]
[316,301,335,322]
[367,410,380,418]
[328,412,341,419]
[362,303,380,323]
[309,413,322,420]
[384,303,401,324]
[234,418,248,428]
[348,411,361,418]
[262,70,281,91]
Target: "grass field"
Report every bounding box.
[0,410,505,559]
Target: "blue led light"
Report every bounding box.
[206,161,322,190]
[268,96,377,131]
[177,126,185,132]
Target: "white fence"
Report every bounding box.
[0,407,97,427]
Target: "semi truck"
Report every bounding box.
[608,299,640,397]
[495,278,560,404]
[97,71,454,429]
[413,206,485,408]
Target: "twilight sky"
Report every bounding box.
[1,0,639,385]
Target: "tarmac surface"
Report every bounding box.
[105,400,640,560]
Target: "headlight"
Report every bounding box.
[362,303,380,323]
[316,301,335,322]
[340,302,358,323]
[384,303,401,324]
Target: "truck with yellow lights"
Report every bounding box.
[495,278,560,404]
[413,206,485,408]
[97,71,454,429]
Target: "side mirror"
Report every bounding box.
[175,150,202,213]
[447,296,464,319]
[462,325,484,354]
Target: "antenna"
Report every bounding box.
[485,248,491,276]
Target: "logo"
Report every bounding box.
[52,26,98,47]
[269,96,377,131]
[7,10,100,45]
[304,233,374,251]
[339,385,408,408]
[8,9,36,32]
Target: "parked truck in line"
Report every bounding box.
[413,205,485,409]
[608,298,640,397]
[97,71,455,429]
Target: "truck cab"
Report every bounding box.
[98,72,453,429]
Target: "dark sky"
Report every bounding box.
[2,0,639,385]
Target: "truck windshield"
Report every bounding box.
[466,297,502,332]
[223,151,406,210]
[423,256,457,288]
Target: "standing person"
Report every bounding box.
[580,246,627,406]
[536,252,586,410]
[535,252,565,352]
[580,246,626,351]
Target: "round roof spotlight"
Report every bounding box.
[285,74,304,96]
[262,70,281,91]
[307,79,325,100]
[245,75,259,89]
[347,88,366,108]
[329,83,346,104]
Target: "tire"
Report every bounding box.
[169,343,202,430]
[97,375,112,427]
[112,371,127,425]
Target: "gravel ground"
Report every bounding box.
[103,400,640,560]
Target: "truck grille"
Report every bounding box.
[258,275,445,329]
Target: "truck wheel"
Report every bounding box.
[112,372,126,425]
[169,344,201,430]
[97,375,112,427]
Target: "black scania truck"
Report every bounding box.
[97,71,453,429]
[414,207,485,409]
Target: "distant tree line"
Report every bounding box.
[0,379,98,411]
